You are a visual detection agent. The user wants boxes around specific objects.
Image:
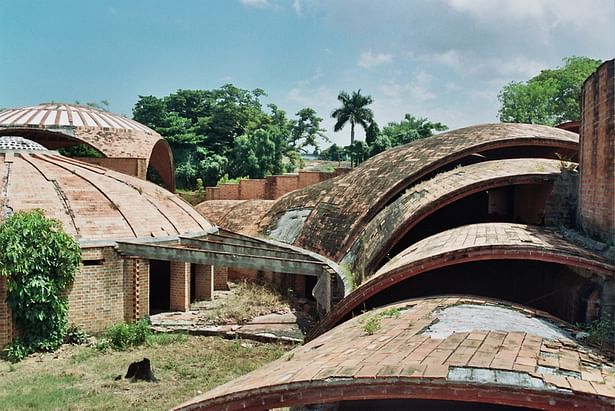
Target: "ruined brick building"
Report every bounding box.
[179,61,615,409]
[0,60,613,409]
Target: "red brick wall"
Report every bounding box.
[267,175,299,199]
[170,261,190,311]
[578,59,615,242]
[239,179,267,199]
[206,187,219,201]
[203,169,345,201]
[297,171,326,189]
[68,247,126,333]
[194,264,213,301]
[218,184,240,200]
[213,266,229,290]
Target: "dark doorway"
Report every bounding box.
[149,260,171,313]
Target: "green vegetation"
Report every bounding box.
[0,335,291,410]
[576,318,615,348]
[133,86,326,188]
[331,89,376,147]
[58,143,104,158]
[362,315,382,335]
[0,210,81,362]
[498,56,601,126]
[206,281,288,324]
[360,306,403,335]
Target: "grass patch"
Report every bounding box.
[209,281,288,323]
[0,335,292,410]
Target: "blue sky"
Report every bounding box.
[1,0,613,146]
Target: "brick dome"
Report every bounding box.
[0,138,210,241]
[0,103,175,191]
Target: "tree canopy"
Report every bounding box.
[498,56,601,126]
[321,111,447,166]
[331,90,376,146]
[133,86,326,189]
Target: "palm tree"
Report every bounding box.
[331,90,374,146]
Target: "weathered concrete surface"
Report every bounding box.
[342,158,562,278]
[259,123,578,262]
[266,208,312,244]
[425,304,568,340]
[175,297,615,411]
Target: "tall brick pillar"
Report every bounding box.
[578,59,615,243]
[170,261,190,311]
[194,264,214,301]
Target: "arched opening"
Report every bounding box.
[375,183,553,273]
[359,260,603,324]
[313,399,537,410]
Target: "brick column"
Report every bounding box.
[578,59,615,243]
[194,264,213,301]
[139,259,150,318]
[214,266,229,290]
[0,276,12,347]
[170,261,190,311]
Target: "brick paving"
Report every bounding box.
[260,123,578,260]
[346,158,562,277]
[310,222,614,339]
[176,297,615,410]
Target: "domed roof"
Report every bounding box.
[0,103,175,192]
[0,138,210,242]
[0,103,155,135]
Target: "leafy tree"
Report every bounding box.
[498,56,601,126]
[365,121,380,145]
[133,86,328,188]
[368,134,392,157]
[0,210,81,362]
[290,108,329,153]
[331,90,375,146]
[346,140,370,167]
[382,114,448,146]
[319,143,346,163]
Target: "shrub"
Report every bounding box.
[0,210,81,361]
[65,324,89,345]
[103,318,152,351]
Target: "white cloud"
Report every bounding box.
[446,0,611,28]
[240,0,270,8]
[358,50,393,69]
[293,0,302,15]
[422,50,545,80]
[379,70,436,103]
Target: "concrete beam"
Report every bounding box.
[179,237,316,263]
[116,242,325,276]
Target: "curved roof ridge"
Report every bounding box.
[261,123,579,260]
[344,158,564,276]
